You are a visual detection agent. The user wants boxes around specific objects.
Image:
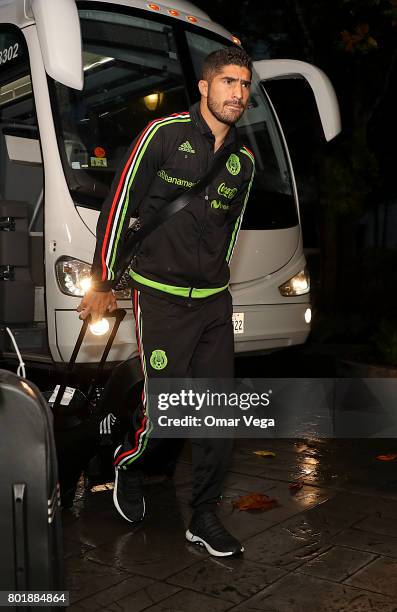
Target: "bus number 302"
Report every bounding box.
[0,43,19,65]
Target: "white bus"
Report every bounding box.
[0,0,340,367]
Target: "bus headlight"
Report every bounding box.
[56,257,92,297]
[279,268,310,296]
[55,257,131,299]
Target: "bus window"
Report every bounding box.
[51,9,189,210]
[186,31,298,230]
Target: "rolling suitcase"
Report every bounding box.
[0,368,63,591]
[47,309,126,507]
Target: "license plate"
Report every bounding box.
[232,312,244,334]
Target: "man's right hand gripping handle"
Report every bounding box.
[77,289,118,323]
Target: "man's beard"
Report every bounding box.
[207,93,245,126]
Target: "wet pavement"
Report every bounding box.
[63,436,397,611]
[13,341,395,610]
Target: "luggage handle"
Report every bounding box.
[13,483,27,590]
[52,308,126,412]
[70,308,126,370]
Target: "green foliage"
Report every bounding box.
[338,23,379,55]
[281,0,393,220]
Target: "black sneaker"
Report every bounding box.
[113,445,145,523]
[186,511,244,557]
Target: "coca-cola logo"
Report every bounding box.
[217,182,238,199]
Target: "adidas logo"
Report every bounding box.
[99,412,117,435]
[178,140,195,153]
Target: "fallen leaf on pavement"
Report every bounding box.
[376,453,397,461]
[289,482,303,495]
[232,493,278,512]
[253,450,276,458]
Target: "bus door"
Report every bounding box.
[0,24,46,361]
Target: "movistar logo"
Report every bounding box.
[217,182,238,199]
[178,140,195,154]
[211,199,230,211]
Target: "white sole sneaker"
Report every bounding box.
[186,529,244,557]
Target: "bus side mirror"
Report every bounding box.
[30,0,83,91]
[254,59,341,142]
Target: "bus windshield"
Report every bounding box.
[52,9,298,229]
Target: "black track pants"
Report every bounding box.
[114,288,234,512]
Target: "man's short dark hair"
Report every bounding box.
[202,47,252,82]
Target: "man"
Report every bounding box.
[78,46,255,557]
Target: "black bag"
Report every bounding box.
[114,149,233,290]
[0,369,63,591]
[85,357,185,485]
[47,308,126,507]
[84,356,143,487]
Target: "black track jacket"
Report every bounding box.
[91,102,255,302]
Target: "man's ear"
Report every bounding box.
[198,79,208,98]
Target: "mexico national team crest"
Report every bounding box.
[150,349,168,370]
[226,153,241,176]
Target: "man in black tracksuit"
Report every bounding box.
[78,46,255,557]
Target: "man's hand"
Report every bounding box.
[77,289,117,323]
